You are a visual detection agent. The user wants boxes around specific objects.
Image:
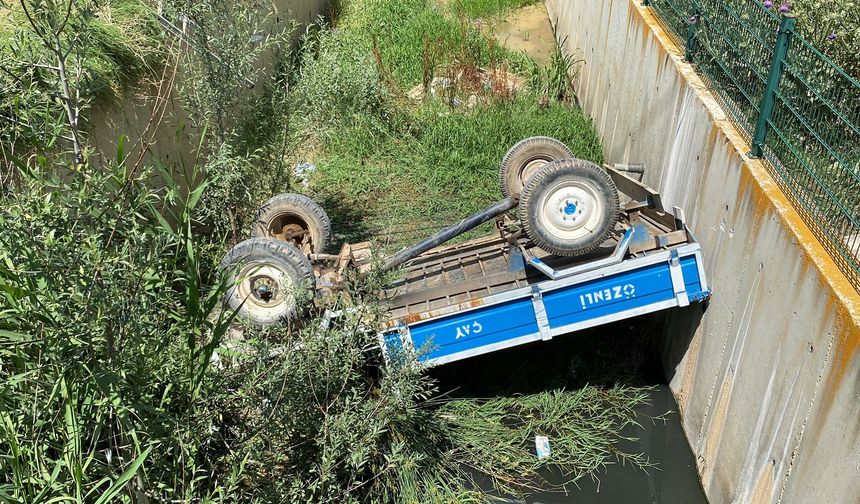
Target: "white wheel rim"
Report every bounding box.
[235,261,296,314]
[537,179,605,241]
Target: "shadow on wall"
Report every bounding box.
[658,302,707,406]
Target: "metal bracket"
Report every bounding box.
[531,287,552,341]
[507,246,527,273]
[525,228,635,280]
[673,205,687,230]
[669,249,690,307]
[605,165,665,212]
[397,322,414,350]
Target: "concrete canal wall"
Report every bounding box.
[545,0,860,502]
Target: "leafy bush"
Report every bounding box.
[525,42,582,103]
[163,0,294,141]
[0,162,237,501]
[0,0,163,159]
[291,29,391,133]
[791,0,860,79]
[195,142,267,240]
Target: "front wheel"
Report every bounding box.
[519,158,620,256]
[220,237,314,325]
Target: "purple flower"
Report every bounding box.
[689,15,698,24]
[827,31,838,41]
[778,2,790,13]
[763,0,773,8]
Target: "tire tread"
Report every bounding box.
[251,193,332,253]
[499,136,572,198]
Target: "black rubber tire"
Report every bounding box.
[251,193,332,254]
[519,158,620,257]
[220,237,314,325]
[499,136,573,199]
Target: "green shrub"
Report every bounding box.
[525,43,582,103]
[291,29,391,132]
[451,0,540,19]
[792,0,860,79]
[0,0,163,164]
[0,162,237,501]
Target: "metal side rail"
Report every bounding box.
[383,239,711,366]
[525,228,635,280]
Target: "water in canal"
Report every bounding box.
[431,314,707,504]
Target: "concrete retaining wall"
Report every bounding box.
[88,0,327,169]
[546,1,860,502]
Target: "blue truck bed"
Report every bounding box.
[382,206,710,365]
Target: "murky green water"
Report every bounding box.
[432,316,707,504]
[525,385,705,504]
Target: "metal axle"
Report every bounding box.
[380,196,518,272]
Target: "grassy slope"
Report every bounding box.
[454,0,541,19]
[293,0,603,249]
[312,100,603,246]
[0,1,162,103]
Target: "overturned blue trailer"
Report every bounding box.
[382,167,710,365]
[221,137,710,366]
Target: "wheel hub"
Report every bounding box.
[255,281,274,302]
[520,157,551,187]
[539,181,604,241]
[267,215,312,253]
[237,262,295,311]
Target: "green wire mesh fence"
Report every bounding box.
[644,0,860,291]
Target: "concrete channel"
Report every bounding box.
[85,0,860,500]
[547,1,860,502]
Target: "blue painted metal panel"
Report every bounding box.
[385,247,710,365]
[408,298,539,361]
[541,261,675,330]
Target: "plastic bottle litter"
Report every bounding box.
[535,435,551,460]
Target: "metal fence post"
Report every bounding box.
[686,3,701,62]
[750,14,796,158]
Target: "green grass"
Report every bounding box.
[310,97,603,248]
[287,0,602,249]
[451,0,540,19]
[336,0,528,90]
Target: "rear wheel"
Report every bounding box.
[252,193,331,254]
[499,136,572,198]
[519,158,620,256]
[220,237,314,325]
